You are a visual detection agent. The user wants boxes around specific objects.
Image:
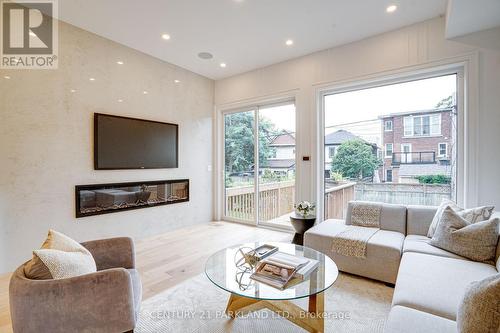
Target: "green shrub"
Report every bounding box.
[415,175,451,184]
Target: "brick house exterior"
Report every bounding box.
[379,108,454,183]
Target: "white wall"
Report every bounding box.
[215,17,500,213]
[0,22,214,273]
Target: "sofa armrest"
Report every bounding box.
[81,237,135,270]
[9,267,135,333]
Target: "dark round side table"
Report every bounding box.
[290,213,316,245]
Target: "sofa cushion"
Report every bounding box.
[403,235,466,260]
[430,207,499,263]
[457,273,500,333]
[385,305,457,333]
[427,200,494,238]
[24,230,97,280]
[348,202,381,227]
[407,205,438,236]
[304,219,404,283]
[346,201,406,234]
[392,252,497,320]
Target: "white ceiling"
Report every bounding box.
[55,0,448,80]
[446,0,500,38]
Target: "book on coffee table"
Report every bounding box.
[250,251,318,289]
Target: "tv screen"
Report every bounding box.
[94,113,178,169]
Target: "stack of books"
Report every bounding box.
[250,252,319,290]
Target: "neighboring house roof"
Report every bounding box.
[269,131,295,146]
[398,164,451,177]
[262,159,295,169]
[325,129,373,146]
[378,107,453,119]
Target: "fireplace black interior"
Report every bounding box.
[75,179,189,218]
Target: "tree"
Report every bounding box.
[435,95,454,108]
[331,140,380,179]
[224,113,277,173]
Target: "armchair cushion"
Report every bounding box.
[24,230,96,279]
[81,236,136,270]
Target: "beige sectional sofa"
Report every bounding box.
[304,202,500,333]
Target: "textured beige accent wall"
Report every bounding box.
[0,21,214,273]
[215,17,500,212]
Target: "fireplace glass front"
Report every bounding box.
[75,179,189,217]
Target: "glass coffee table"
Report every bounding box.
[205,242,338,332]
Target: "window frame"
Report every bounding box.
[385,143,393,158]
[386,169,393,182]
[384,120,393,132]
[328,146,336,158]
[403,113,442,137]
[438,142,448,157]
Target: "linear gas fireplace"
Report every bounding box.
[75,179,189,218]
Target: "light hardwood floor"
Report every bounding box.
[0,221,291,333]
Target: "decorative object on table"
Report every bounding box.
[253,244,278,260]
[294,201,316,217]
[234,267,254,291]
[250,251,310,290]
[232,245,279,291]
[234,247,258,271]
[290,213,316,245]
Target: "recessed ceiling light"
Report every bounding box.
[4,75,11,79]
[198,52,213,60]
[161,33,171,40]
[220,63,227,68]
[143,90,148,94]
[174,79,180,83]
[285,39,294,46]
[118,99,123,103]
[116,60,124,65]
[89,77,95,81]
[70,89,76,93]
[386,5,397,13]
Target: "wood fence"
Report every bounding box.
[355,183,451,206]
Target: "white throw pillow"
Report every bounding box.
[427,199,494,238]
[24,230,97,279]
[430,207,499,263]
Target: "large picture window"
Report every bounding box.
[323,73,458,220]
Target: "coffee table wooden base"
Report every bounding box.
[225,292,325,333]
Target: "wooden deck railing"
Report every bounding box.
[324,182,356,220]
[226,180,448,223]
[225,180,295,221]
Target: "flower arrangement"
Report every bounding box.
[294,201,316,217]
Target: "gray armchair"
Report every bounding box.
[9,237,142,333]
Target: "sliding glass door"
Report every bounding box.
[223,102,296,229]
[224,110,256,223]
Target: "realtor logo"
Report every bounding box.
[1,0,58,69]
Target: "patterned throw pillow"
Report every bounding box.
[349,202,381,228]
[457,274,500,333]
[427,199,494,238]
[24,230,97,279]
[430,207,499,263]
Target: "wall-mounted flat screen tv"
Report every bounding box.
[94,113,178,169]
